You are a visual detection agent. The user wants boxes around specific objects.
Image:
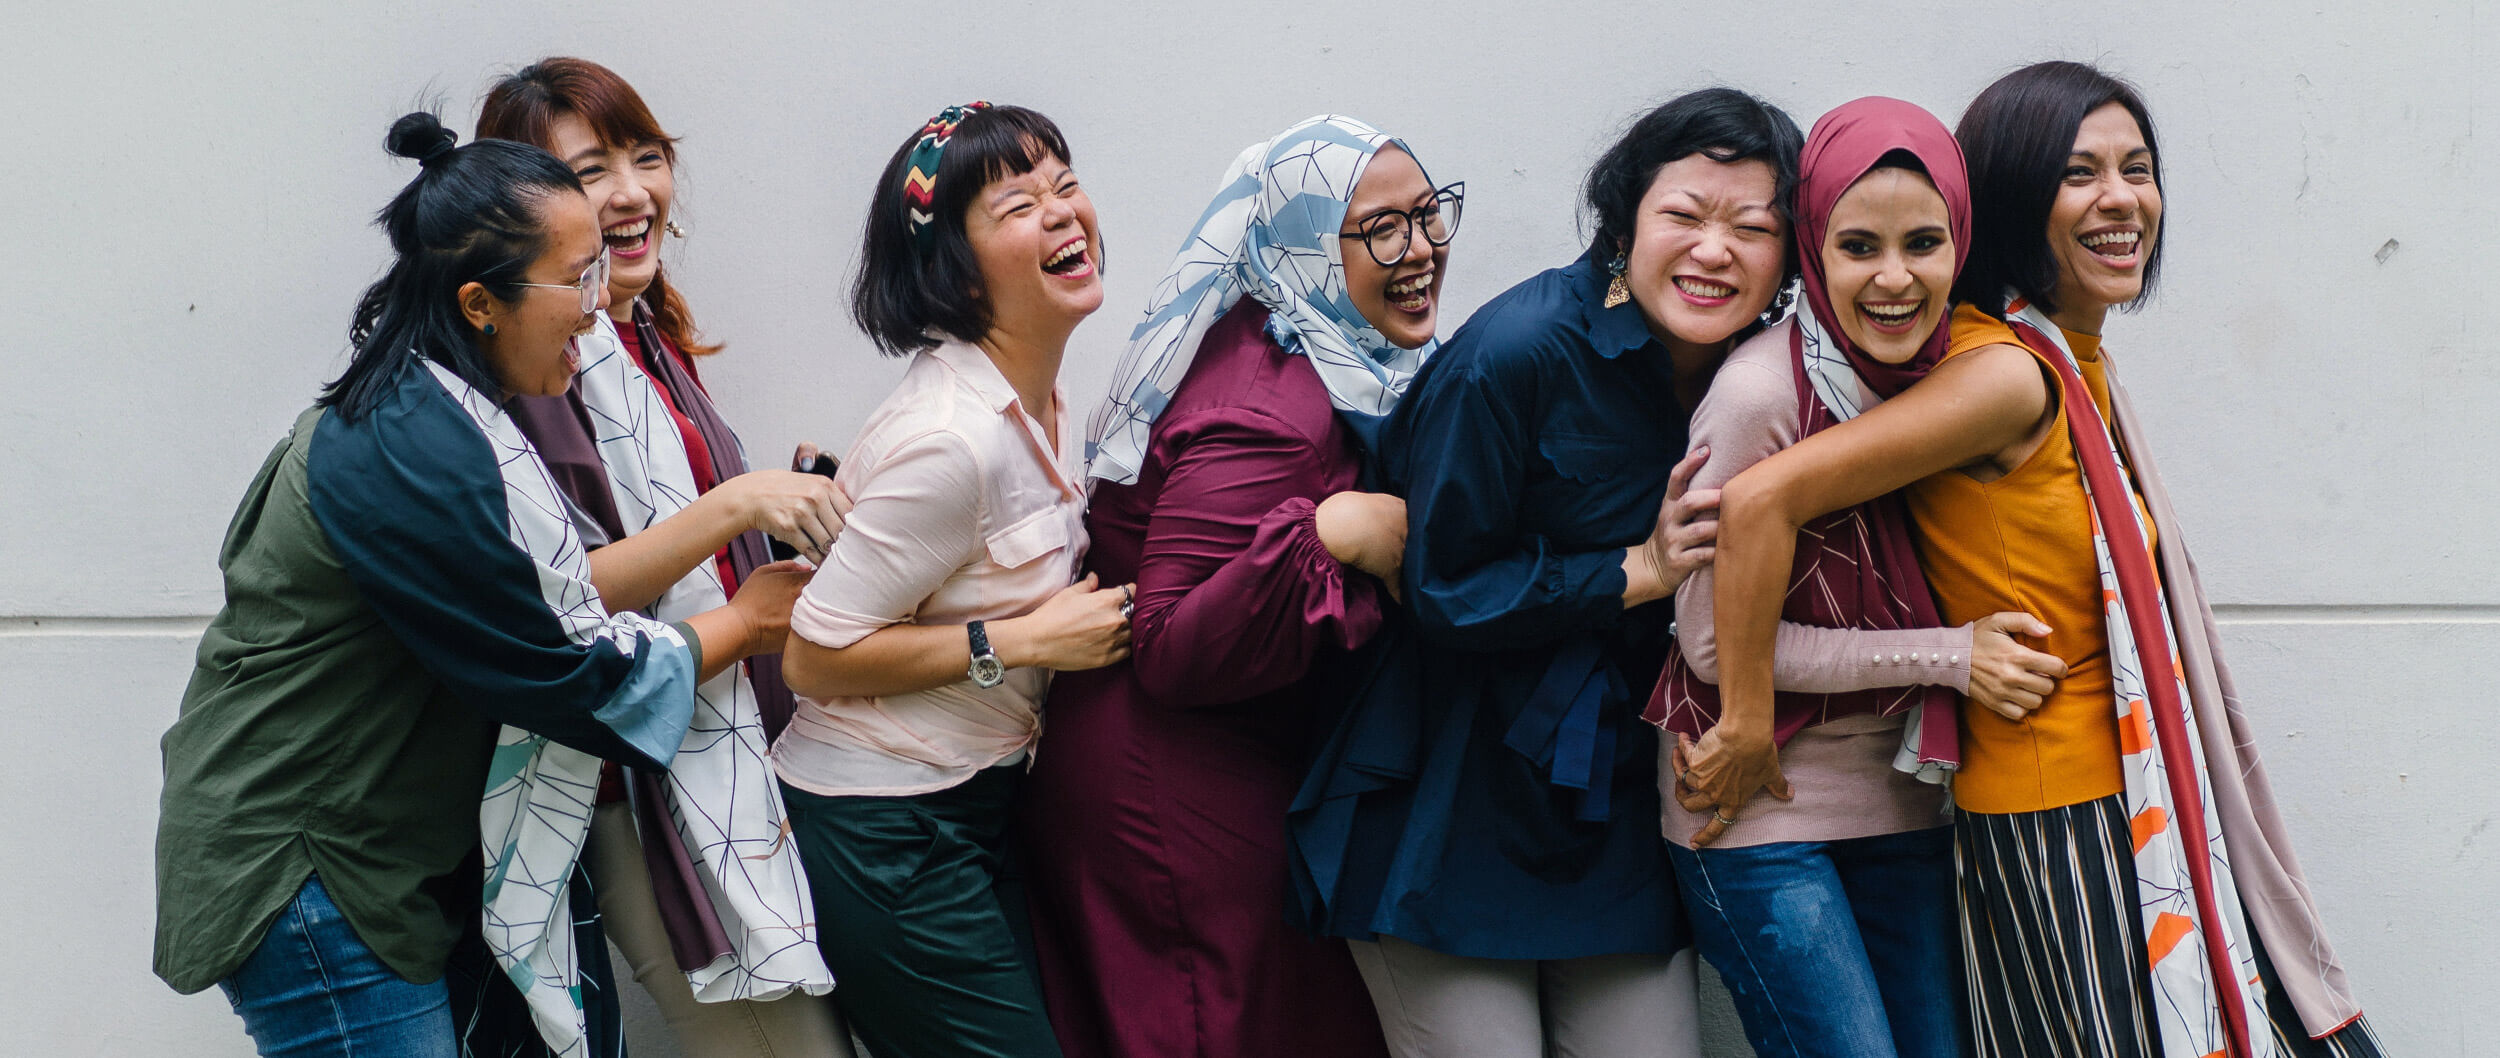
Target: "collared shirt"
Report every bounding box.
[775,340,1088,797]
[1297,245,1694,960]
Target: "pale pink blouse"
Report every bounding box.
[774,340,1088,797]
[1660,324,1965,847]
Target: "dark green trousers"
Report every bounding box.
[783,766,1060,1058]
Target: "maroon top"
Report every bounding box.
[1019,305,1390,1058]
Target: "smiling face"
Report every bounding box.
[473,191,609,397]
[1623,154,1787,354]
[544,113,673,322]
[1821,167,1956,363]
[2043,102,2161,334]
[963,148,1103,341]
[1338,146,1447,350]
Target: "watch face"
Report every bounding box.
[970,655,1007,688]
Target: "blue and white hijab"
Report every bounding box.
[1087,114,1437,485]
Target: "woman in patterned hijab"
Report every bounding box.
[1021,115,1457,1058]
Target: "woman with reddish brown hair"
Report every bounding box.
[473,57,855,1058]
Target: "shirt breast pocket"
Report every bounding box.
[1525,431,1661,543]
[986,505,1073,570]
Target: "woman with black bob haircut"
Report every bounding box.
[1951,59,2163,318]
[1695,60,2386,1058]
[154,112,805,1057]
[1289,86,1800,1058]
[775,102,1129,1058]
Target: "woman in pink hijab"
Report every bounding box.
[1648,96,2061,1058]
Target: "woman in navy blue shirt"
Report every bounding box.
[1292,88,1804,1058]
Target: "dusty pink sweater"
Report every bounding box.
[1659,321,1962,848]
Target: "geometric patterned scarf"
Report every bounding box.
[422,358,671,1058]
[2004,296,2273,1058]
[567,315,834,1008]
[1088,114,1435,484]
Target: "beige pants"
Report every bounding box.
[587,802,856,1058]
[1347,935,1702,1058]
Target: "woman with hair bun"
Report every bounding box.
[153,112,806,1057]
[474,56,850,1058]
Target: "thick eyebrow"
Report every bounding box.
[2071,146,2154,163]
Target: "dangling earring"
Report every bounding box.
[1603,252,1632,309]
[665,220,687,238]
[482,323,497,336]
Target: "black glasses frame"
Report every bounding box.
[1337,182,1466,268]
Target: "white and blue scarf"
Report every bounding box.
[1088,114,1436,484]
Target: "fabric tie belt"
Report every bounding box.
[1502,637,1626,822]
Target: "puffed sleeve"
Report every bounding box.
[1396,355,1629,651]
[308,387,697,772]
[1126,407,1383,707]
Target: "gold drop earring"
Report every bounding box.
[1603,251,1632,309]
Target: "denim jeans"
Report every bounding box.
[1666,826,1967,1058]
[219,874,456,1058]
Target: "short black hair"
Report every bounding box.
[1952,61,2163,317]
[321,111,581,420]
[850,105,1073,356]
[1584,86,1805,263]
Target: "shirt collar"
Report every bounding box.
[1574,242,1656,360]
[925,338,1084,498]
[926,339,1023,414]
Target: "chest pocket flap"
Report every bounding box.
[986,504,1072,569]
[1537,432,1620,486]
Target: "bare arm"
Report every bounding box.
[586,470,847,613]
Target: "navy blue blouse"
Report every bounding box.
[1291,245,1694,960]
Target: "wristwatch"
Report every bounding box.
[966,620,1006,689]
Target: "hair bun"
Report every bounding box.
[385,111,460,169]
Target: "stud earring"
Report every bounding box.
[1603,252,1632,309]
[665,221,687,238]
[483,323,497,336]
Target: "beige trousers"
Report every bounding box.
[587,802,856,1058]
[1347,935,1702,1058]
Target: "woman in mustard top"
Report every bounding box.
[1683,62,2383,1058]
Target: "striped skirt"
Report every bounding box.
[1954,795,2388,1058]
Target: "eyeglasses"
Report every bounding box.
[512,247,611,315]
[1337,183,1465,268]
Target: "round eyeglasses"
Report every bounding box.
[512,247,612,315]
[1337,183,1465,268]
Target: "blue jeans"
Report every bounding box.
[219,875,456,1058]
[1666,826,1967,1058]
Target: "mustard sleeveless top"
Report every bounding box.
[1908,306,2148,814]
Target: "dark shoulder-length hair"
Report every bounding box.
[478,56,721,357]
[319,111,581,421]
[1952,60,2164,317]
[851,104,1072,357]
[1584,87,1806,262]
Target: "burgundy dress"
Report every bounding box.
[1020,304,1392,1058]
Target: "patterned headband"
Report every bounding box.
[901,101,992,250]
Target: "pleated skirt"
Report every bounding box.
[1954,794,2389,1058]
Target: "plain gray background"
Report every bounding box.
[5,2,2492,1055]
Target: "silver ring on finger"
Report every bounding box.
[1712,811,1737,827]
[1119,584,1135,618]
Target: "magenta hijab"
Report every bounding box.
[1792,96,1971,399]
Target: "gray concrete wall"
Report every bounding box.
[5,2,2491,1054]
